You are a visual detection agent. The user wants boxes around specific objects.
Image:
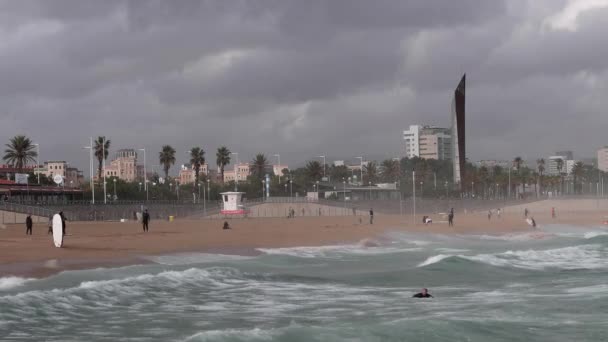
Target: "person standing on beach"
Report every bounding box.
[47,214,53,234]
[524,208,529,218]
[59,211,67,236]
[448,208,454,227]
[488,210,492,221]
[369,208,374,225]
[552,207,556,219]
[142,209,150,232]
[25,214,33,235]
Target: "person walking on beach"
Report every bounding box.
[448,208,454,227]
[369,208,374,225]
[488,210,492,221]
[25,214,33,235]
[142,209,150,232]
[524,208,529,218]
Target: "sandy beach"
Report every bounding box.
[1,206,606,278]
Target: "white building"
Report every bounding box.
[547,156,575,175]
[598,147,608,172]
[403,125,452,160]
[272,164,289,176]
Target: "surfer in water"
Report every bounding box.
[413,288,433,298]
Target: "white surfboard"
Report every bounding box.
[136,212,143,223]
[52,214,63,248]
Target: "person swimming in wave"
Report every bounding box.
[412,288,433,298]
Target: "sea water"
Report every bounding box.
[1,224,607,341]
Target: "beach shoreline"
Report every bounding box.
[1,211,604,279]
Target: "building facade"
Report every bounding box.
[102,149,145,182]
[403,125,452,160]
[598,147,608,172]
[178,163,209,185]
[272,164,289,176]
[547,156,575,176]
[223,163,250,182]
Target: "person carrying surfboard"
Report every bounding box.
[59,211,67,236]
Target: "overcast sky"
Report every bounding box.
[1,0,607,174]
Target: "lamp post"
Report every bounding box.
[175,181,179,200]
[356,157,363,185]
[412,170,416,224]
[33,143,40,184]
[207,179,210,203]
[83,138,95,204]
[198,182,202,204]
[316,180,320,200]
[102,137,107,204]
[139,182,142,192]
[471,181,475,198]
[262,180,266,200]
[318,155,326,179]
[369,181,372,201]
[420,181,424,198]
[231,152,239,191]
[343,178,346,209]
[445,181,449,199]
[138,148,147,201]
[113,178,117,201]
[289,180,293,200]
[274,154,281,184]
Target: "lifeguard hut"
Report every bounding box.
[220,192,249,216]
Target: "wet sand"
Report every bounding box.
[0,211,604,278]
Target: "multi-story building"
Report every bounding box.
[33,161,83,186]
[598,147,608,172]
[403,125,452,160]
[223,163,250,182]
[556,151,574,160]
[102,149,144,182]
[547,156,575,176]
[178,163,209,185]
[272,164,289,176]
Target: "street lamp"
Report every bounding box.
[138,148,147,201]
[369,181,372,200]
[207,179,210,203]
[33,143,40,184]
[471,181,475,198]
[420,181,424,198]
[318,155,326,179]
[262,180,266,200]
[356,157,363,185]
[198,182,202,204]
[139,182,142,192]
[316,180,320,199]
[83,138,95,204]
[343,178,346,209]
[113,178,117,201]
[412,170,416,223]
[289,180,293,200]
[274,154,281,184]
[231,152,239,191]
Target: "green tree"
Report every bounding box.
[380,159,400,183]
[330,165,349,181]
[364,161,378,185]
[572,161,585,194]
[159,145,176,181]
[251,153,268,180]
[556,158,564,195]
[94,136,111,179]
[305,160,323,182]
[189,147,205,192]
[536,158,545,196]
[3,135,37,172]
[216,146,231,184]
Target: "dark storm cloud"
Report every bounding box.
[0,0,607,174]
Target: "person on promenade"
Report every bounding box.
[369,208,374,225]
[142,209,150,232]
[26,214,33,235]
[488,210,492,220]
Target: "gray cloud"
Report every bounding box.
[0,0,607,175]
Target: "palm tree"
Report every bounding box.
[305,161,323,182]
[536,158,545,197]
[556,158,564,195]
[380,159,400,183]
[364,161,378,185]
[94,136,111,179]
[572,161,585,194]
[3,135,38,172]
[216,146,231,184]
[251,154,268,180]
[159,145,176,181]
[189,147,205,192]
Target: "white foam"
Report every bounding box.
[257,244,418,258]
[435,248,470,253]
[0,276,33,291]
[146,253,254,266]
[476,232,554,242]
[417,254,452,267]
[584,231,608,239]
[418,244,607,270]
[566,284,608,294]
[182,327,277,341]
